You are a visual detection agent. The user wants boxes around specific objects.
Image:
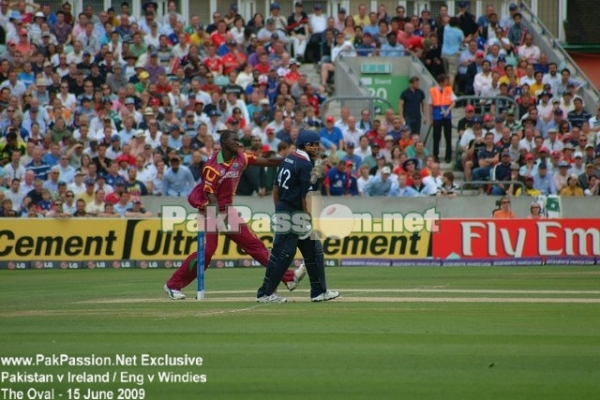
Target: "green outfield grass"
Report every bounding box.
[1,267,600,400]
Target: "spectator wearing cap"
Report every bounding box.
[67,167,86,195]
[105,134,123,160]
[205,109,226,140]
[583,142,595,164]
[514,175,541,197]
[319,116,344,150]
[268,2,287,32]
[144,49,166,84]
[287,2,309,61]
[263,126,281,152]
[257,18,279,48]
[543,128,564,152]
[499,3,519,30]
[167,123,183,150]
[77,177,97,205]
[363,166,393,196]
[105,63,128,94]
[333,7,347,32]
[95,174,114,196]
[124,199,153,218]
[570,151,586,176]
[162,155,194,197]
[457,105,477,138]
[553,160,572,192]
[341,142,362,175]
[251,115,269,141]
[489,149,513,195]
[323,159,359,196]
[578,162,597,190]
[181,111,199,136]
[530,161,556,195]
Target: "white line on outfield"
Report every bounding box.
[81,296,600,304]
[192,297,600,304]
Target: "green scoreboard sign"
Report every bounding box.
[359,63,408,115]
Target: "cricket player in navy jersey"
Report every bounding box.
[256,130,339,303]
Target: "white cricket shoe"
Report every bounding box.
[285,263,307,291]
[164,284,186,300]
[256,293,288,303]
[311,290,340,302]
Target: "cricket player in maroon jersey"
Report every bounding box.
[164,130,306,300]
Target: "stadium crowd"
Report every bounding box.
[0,1,599,219]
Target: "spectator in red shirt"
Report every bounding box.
[221,40,247,76]
[210,19,228,47]
[284,59,301,86]
[203,44,223,76]
[399,23,424,55]
[253,52,271,75]
[154,73,172,95]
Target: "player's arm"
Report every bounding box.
[253,156,283,167]
[245,150,283,167]
[200,165,220,208]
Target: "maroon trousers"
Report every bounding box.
[166,222,295,290]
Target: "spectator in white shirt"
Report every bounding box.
[517,34,541,64]
[474,60,493,95]
[342,116,364,147]
[354,135,371,161]
[4,178,26,212]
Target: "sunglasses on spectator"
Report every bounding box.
[66,194,73,197]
